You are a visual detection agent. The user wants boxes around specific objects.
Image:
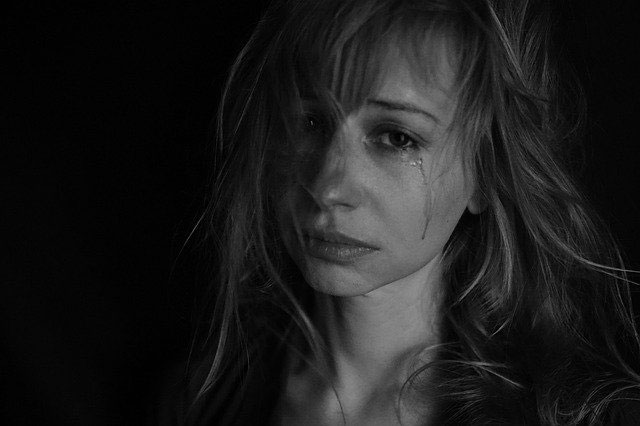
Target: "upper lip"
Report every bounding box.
[305,229,380,249]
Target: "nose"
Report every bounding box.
[301,129,364,211]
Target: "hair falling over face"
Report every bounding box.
[181,0,640,424]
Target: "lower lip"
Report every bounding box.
[305,237,378,263]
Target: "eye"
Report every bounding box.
[302,113,324,134]
[379,130,418,150]
[306,116,320,131]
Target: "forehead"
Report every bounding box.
[370,34,458,125]
[282,2,465,130]
[306,23,460,120]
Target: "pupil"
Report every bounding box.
[305,116,320,132]
[391,132,407,147]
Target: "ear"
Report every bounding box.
[467,188,487,215]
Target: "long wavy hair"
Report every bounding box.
[184,0,640,424]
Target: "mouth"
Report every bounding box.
[303,230,379,263]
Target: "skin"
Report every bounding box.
[274,40,483,425]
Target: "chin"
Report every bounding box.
[302,261,382,297]
[299,253,438,297]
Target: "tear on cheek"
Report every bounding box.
[408,157,427,186]
[403,156,430,240]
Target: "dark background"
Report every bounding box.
[4,1,640,425]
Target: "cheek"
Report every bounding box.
[380,156,433,238]
[386,158,469,249]
[420,164,471,245]
[386,182,432,240]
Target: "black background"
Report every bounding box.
[4,1,640,425]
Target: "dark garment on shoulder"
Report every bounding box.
[151,345,640,426]
[151,339,285,426]
[202,347,284,426]
[605,400,640,425]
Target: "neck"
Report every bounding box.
[313,255,445,390]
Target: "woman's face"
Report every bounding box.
[277,41,478,297]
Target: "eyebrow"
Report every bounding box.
[365,98,441,125]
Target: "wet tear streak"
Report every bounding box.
[407,157,429,240]
[408,157,427,184]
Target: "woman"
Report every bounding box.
[174,0,640,424]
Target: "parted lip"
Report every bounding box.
[304,229,380,250]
